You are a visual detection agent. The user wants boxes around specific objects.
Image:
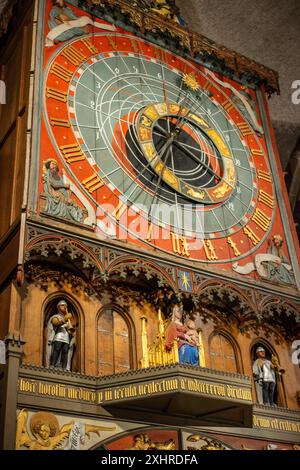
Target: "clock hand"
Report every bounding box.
[148,136,175,217]
[155,119,228,186]
[155,122,169,137]
[122,134,166,197]
[172,139,230,185]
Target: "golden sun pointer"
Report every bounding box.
[182,73,200,91]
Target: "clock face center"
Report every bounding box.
[136,102,236,204]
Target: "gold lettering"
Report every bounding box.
[171,233,190,257]
[82,173,104,193]
[113,201,127,221]
[227,237,241,257]
[19,379,37,393]
[50,63,73,82]
[60,143,85,163]
[203,240,218,260]
[237,122,253,136]
[105,390,113,401]
[243,226,260,246]
[107,37,118,51]
[257,169,272,183]
[147,223,153,241]
[258,190,274,208]
[49,117,70,128]
[222,99,234,112]
[46,87,67,102]
[81,37,98,54]
[252,208,271,232]
[203,80,212,92]
[252,149,264,157]
[61,45,86,66]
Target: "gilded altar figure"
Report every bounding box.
[165,304,199,366]
[16,410,115,450]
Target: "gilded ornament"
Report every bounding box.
[129,433,176,450]
[16,409,114,450]
[182,73,200,91]
[186,187,206,200]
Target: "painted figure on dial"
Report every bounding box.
[265,235,294,284]
[165,304,199,366]
[48,0,88,44]
[43,159,84,223]
[233,235,294,285]
[46,0,116,46]
[46,300,75,370]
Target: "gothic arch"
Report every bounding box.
[195,280,257,330]
[107,255,177,292]
[96,302,137,376]
[42,291,85,374]
[208,329,243,374]
[25,233,105,279]
[259,297,300,342]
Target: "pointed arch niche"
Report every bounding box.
[209,330,242,374]
[42,293,83,373]
[96,305,136,376]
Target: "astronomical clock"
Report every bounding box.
[37,0,298,287]
[2,0,300,454]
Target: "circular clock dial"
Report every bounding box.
[135,102,236,204]
[69,45,255,235]
[44,33,275,263]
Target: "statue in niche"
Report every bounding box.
[16,409,115,450]
[42,159,85,223]
[233,234,294,285]
[252,346,285,406]
[46,0,116,47]
[46,300,76,371]
[165,304,199,366]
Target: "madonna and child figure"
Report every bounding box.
[165,304,199,366]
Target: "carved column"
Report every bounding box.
[0,332,25,450]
